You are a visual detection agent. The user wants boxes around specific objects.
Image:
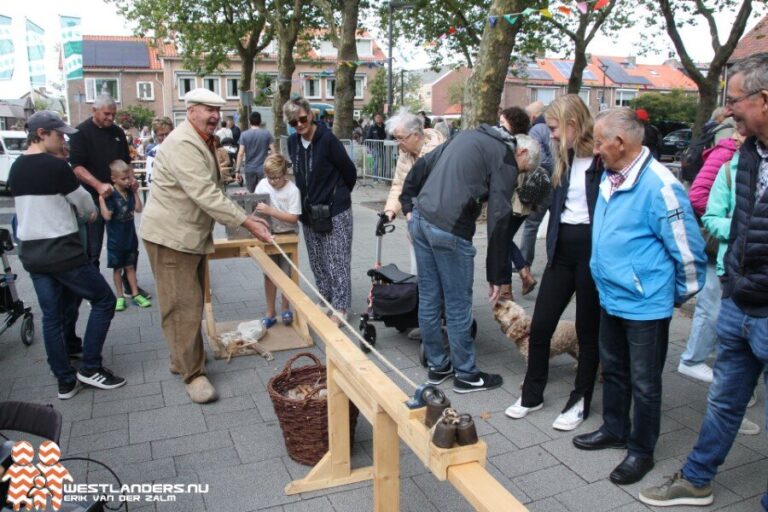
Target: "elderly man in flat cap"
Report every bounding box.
[140,88,272,403]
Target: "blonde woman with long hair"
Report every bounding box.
[505,94,603,431]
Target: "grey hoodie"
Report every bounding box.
[414,124,518,285]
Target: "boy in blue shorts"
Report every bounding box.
[99,160,151,311]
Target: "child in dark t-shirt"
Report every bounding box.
[98,160,151,311]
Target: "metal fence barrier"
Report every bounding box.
[362,139,399,182]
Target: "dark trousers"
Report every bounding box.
[521,224,601,416]
[509,215,528,272]
[599,310,670,458]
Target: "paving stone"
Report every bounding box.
[88,442,152,468]
[230,421,290,463]
[175,446,241,475]
[152,431,233,459]
[511,465,586,501]
[553,480,635,512]
[411,473,477,512]
[490,445,559,480]
[67,427,130,455]
[71,414,128,437]
[94,382,162,403]
[198,459,299,510]
[129,403,207,443]
[204,407,263,431]
[93,393,165,418]
[716,459,768,499]
[281,496,335,512]
[486,413,553,449]
[541,435,627,483]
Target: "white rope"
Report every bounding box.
[269,238,420,391]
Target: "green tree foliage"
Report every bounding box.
[116,104,156,129]
[630,89,698,124]
[392,69,423,112]
[641,0,758,137]
[112,0,274,127]
[363,67,387,117]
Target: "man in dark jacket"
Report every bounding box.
[641,52,768,509]
[366,113,387,179]
[401,125,517,393]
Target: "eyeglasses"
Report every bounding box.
[394,132,414,143]
[289,115,310,127]
[725,89,764,107]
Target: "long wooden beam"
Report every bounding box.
[247,246,526,511]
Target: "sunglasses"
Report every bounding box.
[289,115,310,127]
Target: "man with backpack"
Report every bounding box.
[681,113,735,183]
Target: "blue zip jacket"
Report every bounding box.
[590,148,707,320]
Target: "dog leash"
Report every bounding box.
[270,239,420,391]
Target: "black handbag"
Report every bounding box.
[517,166,552,206]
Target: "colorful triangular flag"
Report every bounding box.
[558,6,572,16]
[504,15,518,25]
[594,0,609,10]
[488,15,498,27]
[577,2,588,14]
[539,8,553,18]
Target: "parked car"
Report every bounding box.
[0,131,28,191]
[660,128,692,161]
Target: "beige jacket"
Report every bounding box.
[512,172,533,216]
[384,128,445,217]
[140,120,248,254]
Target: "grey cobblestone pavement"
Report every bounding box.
[0,181,764,511]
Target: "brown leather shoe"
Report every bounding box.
[185,376,218,404]
[520,267,538,296]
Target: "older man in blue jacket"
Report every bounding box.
[572,108,707,486]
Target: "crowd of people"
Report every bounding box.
[6,51,768,510]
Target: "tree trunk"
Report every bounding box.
[332,0,360,139]
[462,0,523,129]
[273,36,298,138]
[568,42,587,94]
[238,53,255,131]
[693,80,719,139]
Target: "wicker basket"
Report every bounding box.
[267,352,359,466]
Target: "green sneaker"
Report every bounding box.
[132,294,151,308]
[115,297,126,312]
[639,473,714,507]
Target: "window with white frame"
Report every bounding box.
[85,77,120,102]
[304,77,321,99]
[578,88,590,106]
[317,41,337,57]
[355,77,364,99]
[137,81,154,101]
[356,40,372,57]
[173,112,186,127]
[202,76,220,95]
[177,75,195,99]
[615,89,637,107]
[325,78,336,99]
[530,87,556,105]
[226,78,239,99]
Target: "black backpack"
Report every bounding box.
[680,124,730,183]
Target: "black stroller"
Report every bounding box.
[0,228,34,345]
[358,214,476,367]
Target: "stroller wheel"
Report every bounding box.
[470,319,478,339]
[360,324,376,354]
[418,342,427,368]
[21,314,34,346]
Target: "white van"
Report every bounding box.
[0,130,28,190]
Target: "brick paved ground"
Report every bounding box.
[0,182,764,511]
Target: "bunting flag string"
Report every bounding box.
[422,0,611,49]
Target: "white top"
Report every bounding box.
[560,156,593,225]
[254,178,302,233]
[300,136,312,149]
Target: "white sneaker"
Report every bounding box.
[677,362,713,383]
[505,397,543,419]
[738,418,760,435]
[552,398,585,431]
[747,390,757,408]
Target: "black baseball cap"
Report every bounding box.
[27,110,78,135]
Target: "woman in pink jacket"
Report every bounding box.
[688,138,738,217]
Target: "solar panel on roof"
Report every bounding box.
[83,40,150,68]
[598,58,650,86]
[552,61,596,81]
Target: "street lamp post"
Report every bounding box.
[599,62,609,110]
[388,1,414,115]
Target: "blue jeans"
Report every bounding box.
[519,190,552,265]
[680,263,721,366]
[30,263,116,383]
[682,298,767,493]
[598,310,670,457]
[410,208,478,379]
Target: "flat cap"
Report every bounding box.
[184,88,226,108]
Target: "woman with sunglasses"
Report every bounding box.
[505,94,603,432]
[283,97,357,325]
